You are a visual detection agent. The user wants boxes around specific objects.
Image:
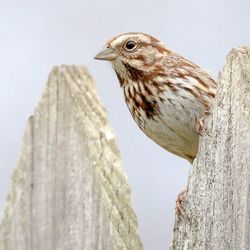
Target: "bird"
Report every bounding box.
[94,32,217,215]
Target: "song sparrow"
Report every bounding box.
[95,32,217,214]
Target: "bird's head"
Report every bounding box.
[95,32,169,85]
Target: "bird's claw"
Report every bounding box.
[196,116,205,136]
[175,188,190,222]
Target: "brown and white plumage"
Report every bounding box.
[95,32,216,163]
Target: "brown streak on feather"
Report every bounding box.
[192,75,210,88]
[166,82,178,92]
[139,95,159,119]
[152,81,164,93]
[123,62,149,82]
[144,84,153,96]
[140,42,169,54]
[182,86,210,109]
[135,54,146,61]
[115,70,126,87]
[208,91,216,98]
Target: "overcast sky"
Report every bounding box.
[0,1,249,249]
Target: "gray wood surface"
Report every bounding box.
[171,47,250,249]
[0,66,142,250]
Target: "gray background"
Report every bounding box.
[0,0,249,249]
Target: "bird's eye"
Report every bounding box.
[124,40,138,51]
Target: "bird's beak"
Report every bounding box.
[94,47,117,61]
